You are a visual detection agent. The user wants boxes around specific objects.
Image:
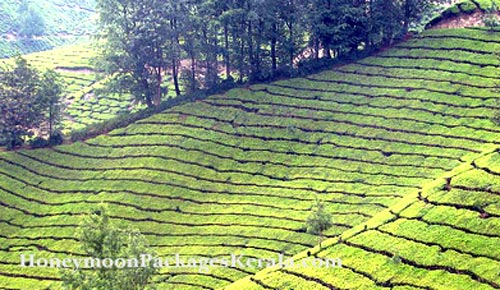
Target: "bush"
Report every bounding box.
[459,1,478,13]
[6,137,23,151]
[443,5,461,17]
[29,137,49,149]
[49,131,64,146]
[483,3,500,31]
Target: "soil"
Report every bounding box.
[430,10,500,29]
[55,67,95,75]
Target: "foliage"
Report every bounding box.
[95,0,438,103]
[95,0,176,108]
[0,27,499,290]
[40,69,65,139]
[61,206,157,290]
[483,2,500,31]
[15,0,46,38]
[0,56,63,149]
[306,198,333,248]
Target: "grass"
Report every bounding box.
[0,27,499,289]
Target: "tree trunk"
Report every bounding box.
[288,20,294,68]
[172,58,180,96]
[154,66,162,107]
[247,20,255,80]
[224,24,231,79]
[256,20,264,78]
[191,52,196,93]
[142,78,153,108]
[48,105,53,139]
[271,23,277,75]
[171,19,181,96]
[314,37,320,60]
[325,45,332,59]
[238,38,245,83]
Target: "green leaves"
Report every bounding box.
[62,206,158,290]
[0,56,63,148]
[305,198,333,249]
[306,198,333,236]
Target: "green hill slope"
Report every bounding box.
[1,44,141,133]
[224,149,500,290]
[0,27,499,290]
[0,0,95,58]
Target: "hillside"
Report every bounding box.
[0,45,145,133]
[224,149,500,289]
[0,27,499,290]
[0,0,95,58]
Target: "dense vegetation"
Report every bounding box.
[0,57,63,149]
[1,45,141,136]
[0,27,498,289]
[0,0,95,58]
[96,0,437,108]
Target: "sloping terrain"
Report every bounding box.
[1,45,139,132]
[0,27,499,290]
[224,149,500,290]
[429,0,500,29]
[0,0,95,57]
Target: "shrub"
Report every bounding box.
[459,1,478,14]
[483,3,500,31]
[49,131,64,146]
[29,137,49,149]
[443,5,461,17]
[6,136,23,151]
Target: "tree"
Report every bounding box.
[367,0,403,47]
[40,70,64,140]
[402,0,436,34]
[306,198,333,248]
[96,0,172,108]
[310,0,367,59]
[0,57,62,149]
[16,1,46,38]
[62,206,157,290]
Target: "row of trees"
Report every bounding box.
[0,57,63,149]
[97,0,438,108]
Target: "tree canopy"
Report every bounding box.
[0,57,63,149]
[62,207,157,290]
[16,0,46,38]
[96,0,438,108]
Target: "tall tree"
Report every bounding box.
[40,70,64,140]
[368,0,403,47]
[16,1,46,38]
[402,0,435,34]
[310,0,368,59]
[62,207,157,290]
[0,57,62,149]
[96,0,171,108]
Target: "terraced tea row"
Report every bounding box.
[0,28,498,289]
[0,45,142,132]
[226,148,500,290]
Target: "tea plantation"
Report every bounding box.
[0,27,499,289]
